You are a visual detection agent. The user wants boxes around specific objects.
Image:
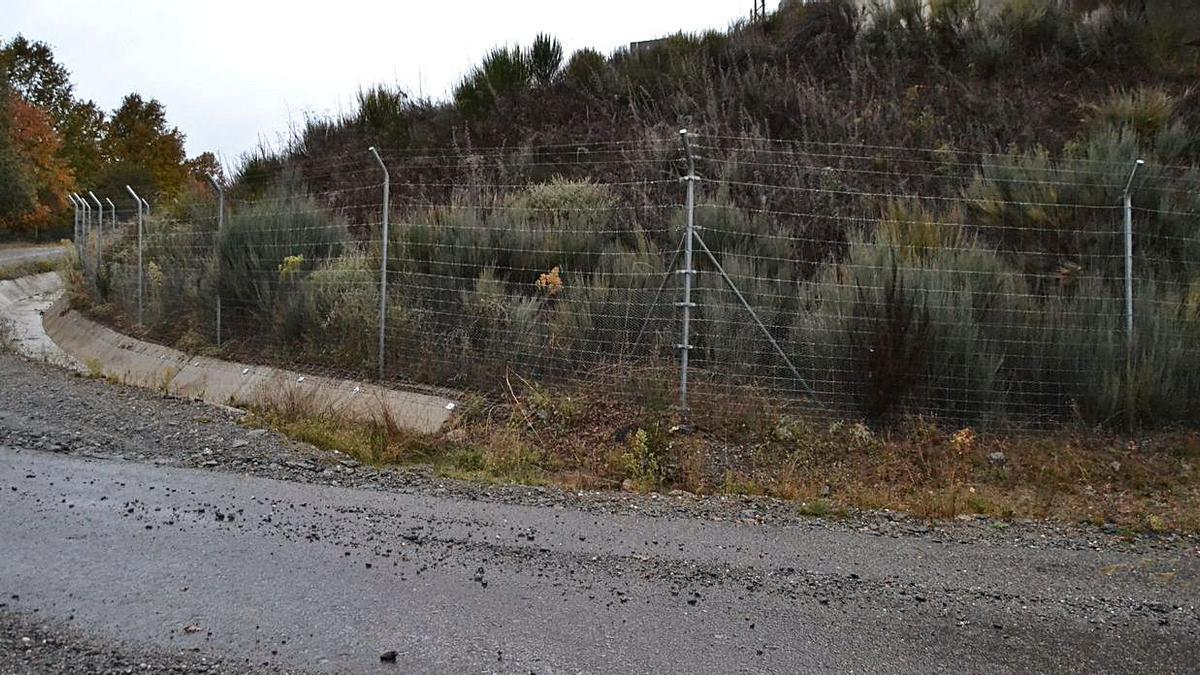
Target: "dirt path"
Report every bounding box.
[0,354,1197,673]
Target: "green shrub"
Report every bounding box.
[112,215,217,336]
[530,34,564,87]
[211,187,349,341]
[966,117,1199,286]
[863,0,930,56]
[966,24,1012,75]
[929,0,978,52]
[454,46,532,119]
[1012,276,1200,426]
[230,150,284,202]
[544,246,670,364]
[1072,4,1140,64]
[791,226,1022,424]
[609,32,709,102]
[563,48,610,95]
[1085,87,1178,139]
[621,425,672,488]
[452,73,490,121]
[304,250,378,371]
[480,46,532,94]
[367,179,677,385]
[355,84,411,146]
[773,0,861,65]
[507,177,615,217]
[993,0,1072,53]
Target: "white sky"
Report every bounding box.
[6,0,768,168]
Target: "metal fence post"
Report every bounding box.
[73,193,82,236]
[1122,159,1144,430]
[207,175,225,347]
[67,194,81,259]
[88,191,103,236]
[88,191,104,274]
[678,130,698,418]
[369,147,390,381]
[674,134,822,412]
[75,193,87,237]
[126,185,144,325]
[76,194,90,276]
[105,198,115,233]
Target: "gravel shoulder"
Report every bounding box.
[1,352,1199,673]
[0,351,1193,554]
[0,611,271,674]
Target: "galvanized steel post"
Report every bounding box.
[88,191,103,272]
[1122,159,1144,430]
[126,185,144,325]
[207,175,225,347]
[78,193,90,236]
[369,147,390,381]
[678,130,697,418]
[76,194,90,273]
[67,194,82,258]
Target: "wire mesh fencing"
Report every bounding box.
[76,131,1200,431]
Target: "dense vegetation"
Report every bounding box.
[0,36,218,241]
[90,0,1200,429]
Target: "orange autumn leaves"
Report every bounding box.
[3,96,75,236]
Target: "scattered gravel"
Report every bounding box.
[1,352,1198,672]
[0,611,278,674]
[0,353,1193,557]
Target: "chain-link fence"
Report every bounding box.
[72,132,1200,430]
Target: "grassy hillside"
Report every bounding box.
[85,0,1200,431]
[63,0,1200,525]
[269,0,1200,196]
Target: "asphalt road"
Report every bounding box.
[0,245,63,268]
[0,354,1198,673]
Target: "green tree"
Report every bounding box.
[1,36,105,186]
[59,100,105,186]
[185,151,222,182]
[0,35,74,124]
[102,93,188,198]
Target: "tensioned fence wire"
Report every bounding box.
[82,132,1200,430]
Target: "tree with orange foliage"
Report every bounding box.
[1,95,76,240]
[0,81,35,228]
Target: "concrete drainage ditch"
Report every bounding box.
[1,272,456,434]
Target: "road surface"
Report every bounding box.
[0,353,1197,673]
[0,245,63,269]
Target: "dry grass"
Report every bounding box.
[0,256,59,281]
[0,242,67,281]
[734,419,1200,532]
[245,374,1200,533]
[244,383,443,467]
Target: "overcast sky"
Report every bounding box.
[7,0,767,168]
